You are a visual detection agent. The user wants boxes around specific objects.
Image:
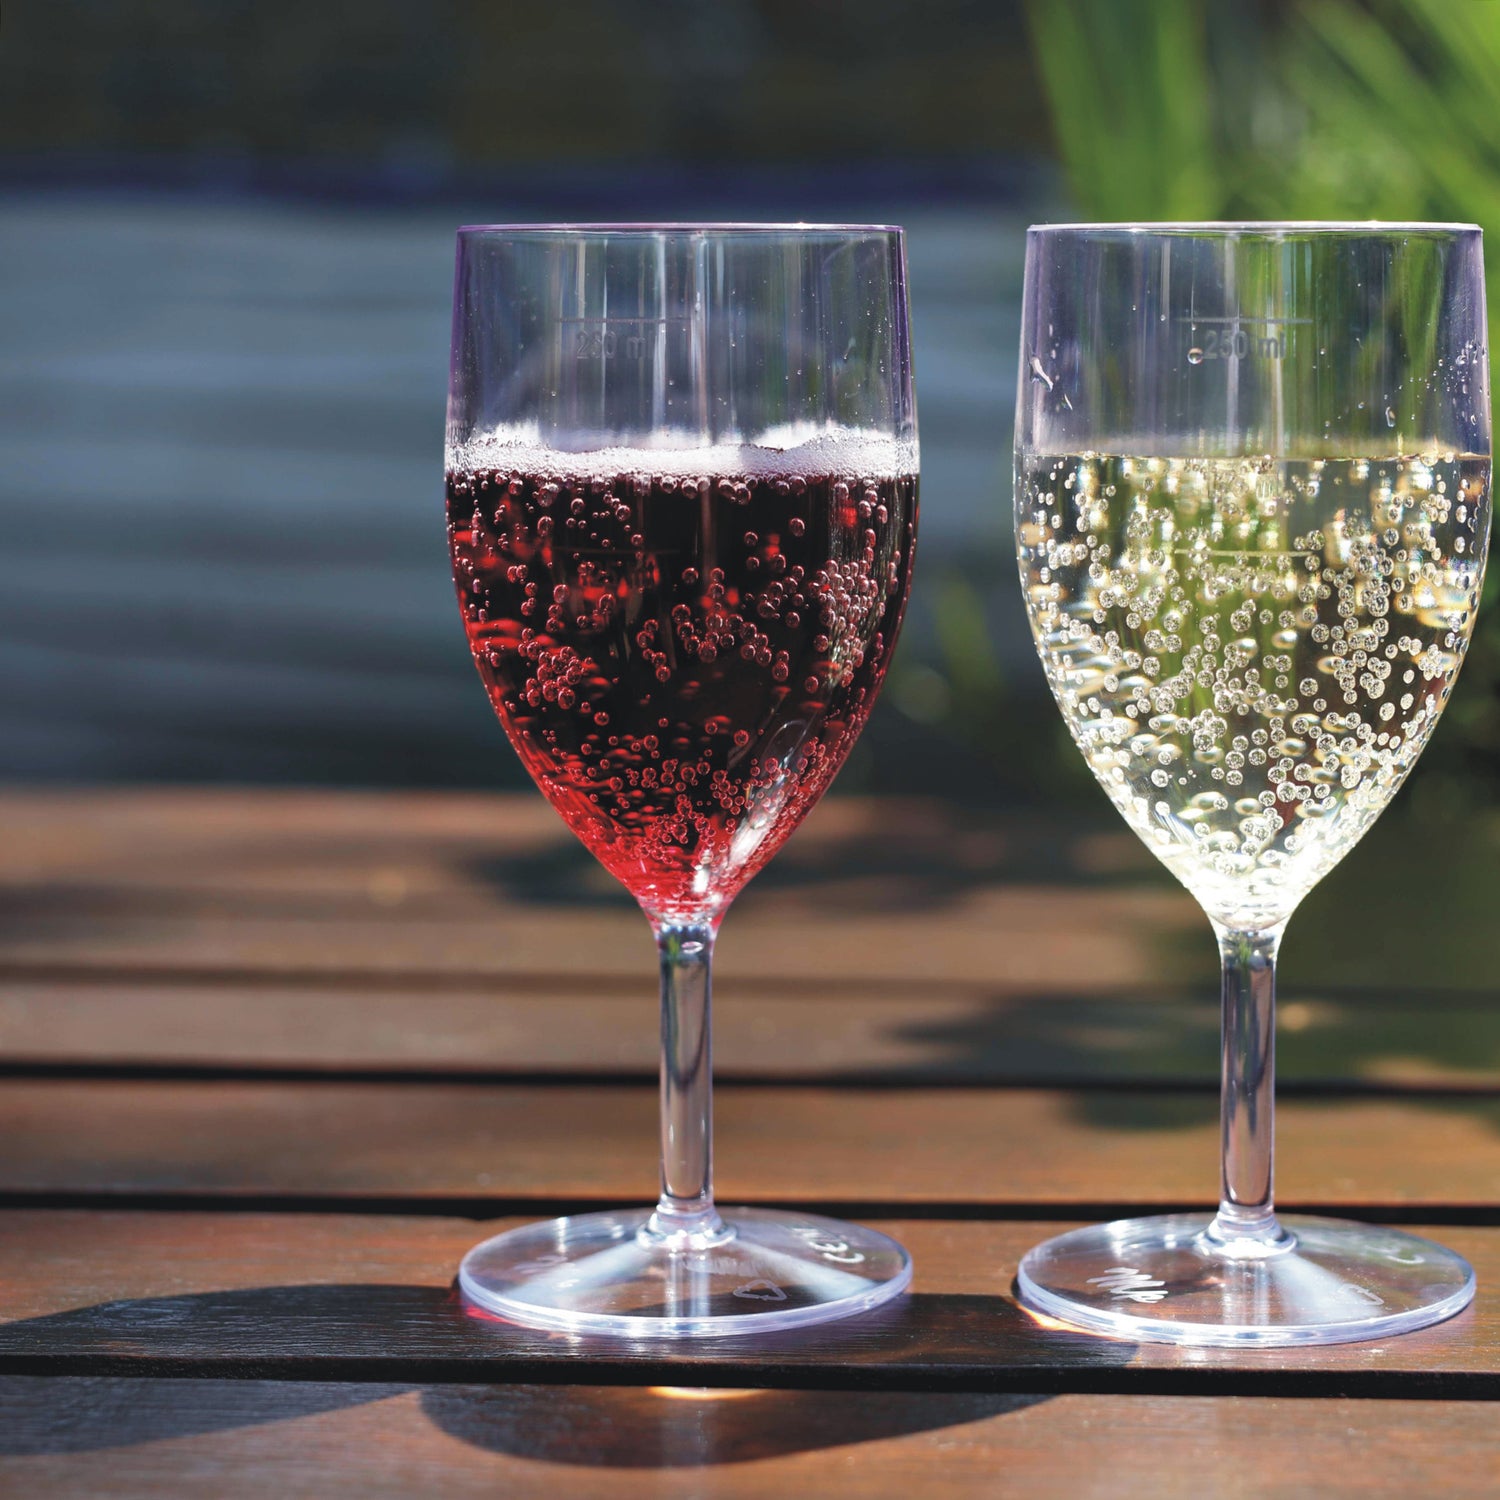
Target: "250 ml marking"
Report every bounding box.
[1178,314,1311,363]
[1195,327,1285,360]
[562,316,690,361]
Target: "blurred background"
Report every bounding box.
[1,0,1496,816]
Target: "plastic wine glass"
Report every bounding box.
[445,225,918,1336]
[1013,222,1490,1345]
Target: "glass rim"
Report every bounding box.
[1029,219,1481,236]
[456,221,904,236]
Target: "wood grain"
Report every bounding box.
[0,888,1193,992]
[0,1079,1495,1209]
[0,790,1136,902]
[0,1212,1493,1393]
[2,788,1497,1029]
[0,1381,1494,1499]
[0,788,1232,991]
[4,786,1499,1488]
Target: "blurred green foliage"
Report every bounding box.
[932,0,1500,812]
[1025,0,1215,221]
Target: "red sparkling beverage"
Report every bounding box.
[447,436,917,917]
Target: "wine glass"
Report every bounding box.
[445,225,918,1336]
[1013,222,1490,1345]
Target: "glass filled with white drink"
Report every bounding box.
[1014,222,1489,1346]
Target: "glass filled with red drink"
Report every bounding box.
[446,225,918,1336]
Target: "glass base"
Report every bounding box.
[1017,1213,1474,1347]
[459,1206,913,1338]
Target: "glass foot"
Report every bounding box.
[459,1206,912,1338]
[1017,1213,1474,1347]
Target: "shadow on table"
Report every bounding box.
[889,992,1500,1138]
[459,807,1500,1117]
[0,1285,1135,1462]
[0,1375,404,1455]
[0,1369,1044,1465]
[421,1383,1050,1467]
[460,806,1148,917]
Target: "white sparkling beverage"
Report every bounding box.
[1018,451,1491,929]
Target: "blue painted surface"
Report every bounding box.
[0,189,1040,784]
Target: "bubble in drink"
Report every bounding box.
[448,436,917,916]
[1017,451,1490,928]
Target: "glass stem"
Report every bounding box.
[1206,920,1293,1253]
[646,918,726,1246]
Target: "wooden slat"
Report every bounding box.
[0,1079,1496,1209]
[0,790,1139,905]
[0,787,1277,993]
[0,885,1190,991]
[2,788,1498,1010]
[0,1212,1494,1392]
[2,978,1498,1088]
[2,788,1497,1482]
[0,1382,1494,1498]
[3,791,1497,1088]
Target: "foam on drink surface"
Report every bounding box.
[448,425,917,484]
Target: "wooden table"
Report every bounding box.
[0,788,1496,1495]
